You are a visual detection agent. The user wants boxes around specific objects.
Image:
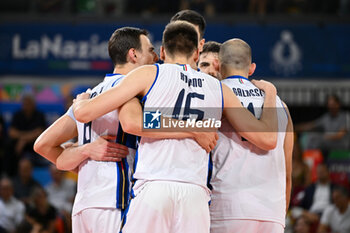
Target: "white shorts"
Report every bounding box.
[72,208,122,233]
[121,181,210,233]
[210,219,284,233]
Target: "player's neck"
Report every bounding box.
[222,70,248,80]
[113,63,138,75]
[164,56,197,70]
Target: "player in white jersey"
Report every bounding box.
[34,27,217,233]
[208,39,294,233]
[73,21,279,233]
[34,27,159,233]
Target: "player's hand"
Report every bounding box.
[73,91,90,103]
[192,131,219,153]
[85,135,129,162]
[251,79,277,95]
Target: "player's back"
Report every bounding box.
[210,75,288,226]
[72,74,136,215]
[133,63,223,191]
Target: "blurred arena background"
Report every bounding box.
[0,0,350,233]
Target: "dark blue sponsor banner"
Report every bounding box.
[0,22,349,78]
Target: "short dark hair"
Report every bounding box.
[108,27,148,66]
[170,10,206,39]
[201,41,221,55]
[163,21,198,59]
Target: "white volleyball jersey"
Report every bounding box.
[133,63,223,192]
[210,75,288,226]
[67,74,137,216]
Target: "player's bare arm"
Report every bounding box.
[119,97,218,153]
[73,65,157,123]
[34,115,78,165]
[283,101,294,212]
[222,79,278,150]
[34,113,129,171]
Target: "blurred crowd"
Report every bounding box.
[0,0,349,16]
[0,94,76,233]
[286,94,350,233]
[0,92,349,232]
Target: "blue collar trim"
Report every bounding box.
[225,75,249,81]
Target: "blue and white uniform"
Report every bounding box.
[122,64,223,233]
[67,74,137,233]
[210,75,288,233]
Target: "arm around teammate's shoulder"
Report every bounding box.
[222,80,278,150]
[73,65,157,123]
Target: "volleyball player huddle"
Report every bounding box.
[35,9,293,233]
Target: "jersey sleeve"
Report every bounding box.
[65,105,76,121]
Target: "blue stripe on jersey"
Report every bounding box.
[115,122,137,209]
[219,81,224,111]
[106,73,122,76]
[141,63,159,103]
[225,75,249,81]
[112,75,124,87]
[130,188,135,198]
[121,149,139,232]
[206,152,213,191]
[115,159,130,210]
[116,122,137,149]
[115,161,121,208]
[124,160,130,206]
[120,198,132,233]
[132,149,139,184]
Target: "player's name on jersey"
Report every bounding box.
[180,72,204,88]
[232,88,264,98]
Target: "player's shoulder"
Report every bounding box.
[103,73,124,87]
[221,77,235,87]
[133,64,158,76]
[158,63,184,71]
[92,73,122,90]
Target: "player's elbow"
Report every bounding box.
[262,133,277,150]
[55,155,74,171]
[33,136,47,156]
[55,158,67,171]
[120,118,140,136]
